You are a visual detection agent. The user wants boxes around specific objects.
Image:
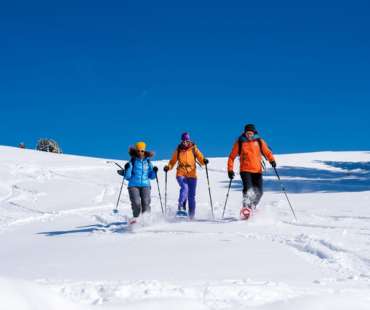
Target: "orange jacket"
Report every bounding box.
[227,135,275,173]
[167,144,205,178]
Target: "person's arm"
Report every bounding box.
[194,146,205,165]
[260,140,275,162]
[167,149,178,170]
[227,141,239,172]
[148,161,157,180]
[124,162,132,180]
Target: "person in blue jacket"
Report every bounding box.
[123,141,158,220]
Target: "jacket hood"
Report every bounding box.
[128,147,154,159]
[178,141,195,151]
[239,133,261,142]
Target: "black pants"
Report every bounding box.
[240,172,263,207]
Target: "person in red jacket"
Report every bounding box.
[227,124,276,217]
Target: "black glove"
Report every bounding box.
[117,169,124,176]
[164,165,169,172]
[124,162,130,170]
[228,170,235,179]
[153,166,158,173]
[203,158,209,165]
[270,160,277,168]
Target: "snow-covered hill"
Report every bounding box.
[1,145,370,309]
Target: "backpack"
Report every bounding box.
[238,136,267,171]
[177,144,202,168]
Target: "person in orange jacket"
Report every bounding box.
[164,132,208,218]
[227,124,276,214]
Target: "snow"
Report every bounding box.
[1,145,370,309]
[0,277,87,310]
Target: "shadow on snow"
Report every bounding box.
[222,161,370,193]
[38,221,130,236]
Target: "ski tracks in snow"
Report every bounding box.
[40,278,304,309]
[0,162,125,232]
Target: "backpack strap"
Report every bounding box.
[257,139,268,171]
[177,144,202,168]
[257,138,267,160]
[177,144,181,160]
[238,138,243,156]
[129,157,151,176]
[129,157,136,176]
[192,144,202,167]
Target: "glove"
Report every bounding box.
[117,169,124,176]
[228,170,235,180]
[270,160,277,168]
[203,158,209,165]
[153,166,158,173]
[164,165,169,172]
[124,162,130,170]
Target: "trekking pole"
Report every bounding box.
[222,178,233,219]
[205,163,215,219]
[155,173,164,215]
[113,178,125,214]
[107,161,125,214]
[273,167,297,221]
[106,161,124,170]
[164,170,168,216]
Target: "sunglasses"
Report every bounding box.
[137,150,145,153]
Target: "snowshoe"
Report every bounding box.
[240,207,253,220]
[175,209,188,218]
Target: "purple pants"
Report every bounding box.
[176,177,197,218]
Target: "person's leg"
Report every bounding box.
[251,173,263,207]
[187,178,197,218]
[140,187,151,214]
[128,187,141,218]
[240,172,253,208]
[240,172,253,194]
[176,176,189,210]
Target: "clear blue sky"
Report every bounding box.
[1,0,369,160]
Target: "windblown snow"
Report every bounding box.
[1,145,370,309]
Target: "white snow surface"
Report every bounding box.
[1,145,370,309]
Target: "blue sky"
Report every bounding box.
[1,0,369,160]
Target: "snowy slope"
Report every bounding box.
[1,145,370,309]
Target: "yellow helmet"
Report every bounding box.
[135,141,146,151]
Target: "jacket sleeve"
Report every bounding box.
[194,146,205,165]
[260,139,275,162]
[124,162,133,180]
[167,149,178,170]
[148,161,156,180]
[227,141,239,172]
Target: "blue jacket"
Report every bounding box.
[124,157,156,188]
